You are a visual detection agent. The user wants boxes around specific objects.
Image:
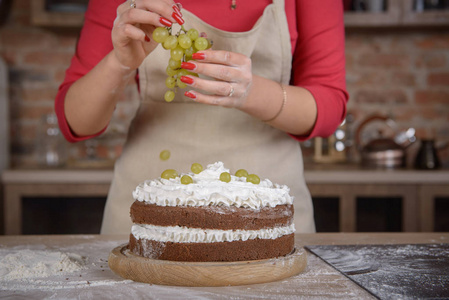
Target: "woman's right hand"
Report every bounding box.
[111,0,184,71]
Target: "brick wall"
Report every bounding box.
[0,1,448,168]
[345,30,449,167]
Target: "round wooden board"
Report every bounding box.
[108,244,307,287]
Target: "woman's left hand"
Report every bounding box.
[179,50,253,108]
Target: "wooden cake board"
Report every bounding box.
[108,244,307,287]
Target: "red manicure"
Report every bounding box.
[159,17,172,27]
[172,4,182,17]
[180,76,194,84]
[192,52,205,60]
[181,62,196,70]
[172,12,184,25]
[184,91,196,99]
[145,35,150,42]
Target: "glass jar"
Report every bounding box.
[36,113,67,167]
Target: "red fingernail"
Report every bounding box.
[172,4,182,17]
[192,52,205,60]
[159,17,172,27]
[145,35,150,42]
[172,12,184,25]
[180,76,194,84]
[184,91,196,99]
[181,62,196,70]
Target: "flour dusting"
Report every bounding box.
[0,249,86,281]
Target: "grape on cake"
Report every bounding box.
[128,162,296,262]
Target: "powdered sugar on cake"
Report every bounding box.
[133,162,293,209]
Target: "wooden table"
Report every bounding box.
[0,233,448,299]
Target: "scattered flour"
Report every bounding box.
[0,249,86,281]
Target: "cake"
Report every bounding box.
[128,162,295,262]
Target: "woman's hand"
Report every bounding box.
[180,50,253,108]
[112,0,184,71]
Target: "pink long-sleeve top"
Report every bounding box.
[55,0,348,142]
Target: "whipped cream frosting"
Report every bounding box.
[131,223,295,243]
[133,162,293,209]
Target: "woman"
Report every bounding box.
[55,0,348,234]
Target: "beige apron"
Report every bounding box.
[101,0,315,234]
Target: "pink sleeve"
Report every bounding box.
[289,0,349,141]
[55,0,123,143]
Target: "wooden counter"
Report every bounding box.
[2,166,449,234]
[0,233,447,299]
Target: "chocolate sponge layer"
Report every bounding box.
[129,233,295,262]
[130,201,293,230]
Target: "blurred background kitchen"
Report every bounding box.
[0,0,448,235]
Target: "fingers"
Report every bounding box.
[115,23,149,43]
[181,76,237,98]
[116,0,184,28]
[179,50,252,108]
[181,51,252,83]
[184,89,238,108]
[193,50,251,67]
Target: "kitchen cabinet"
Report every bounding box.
[2,165,449,235]
[305,164,449,233]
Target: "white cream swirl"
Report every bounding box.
[131,223,295,243]
[133,162,293,209]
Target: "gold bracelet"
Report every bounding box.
[263,83,287,122]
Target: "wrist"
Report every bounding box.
[239,76,281,120]
[107,50,136,79]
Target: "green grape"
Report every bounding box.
[184,46,194,60]
[163,35,178,50]
[246,174,260,184]
[206,39,213,49]
[161,169,178,179]
[170,46,184,61]
[178,34,192,49]
[166,66,178,77]
[164,90,175,102]
[159,149,170,161]
[194,37,208,51]
[177,77,187,89]
[220,172,231,183]
[235,169,248,178]
[168,58,181,69]
[191,163,203,174]
[152,27,169,43]
[187,28,199,41]
[165,76,176,89]
[178,69,189,77]
[181,175,193,185]
[158,25,208,104]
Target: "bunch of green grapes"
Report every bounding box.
[152,25,212,102]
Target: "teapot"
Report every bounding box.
[414,138,449,170]
[355,115,416,169]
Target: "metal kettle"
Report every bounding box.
[355,115,416,169]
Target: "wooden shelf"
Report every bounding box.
[30,0,449,28]
[344,0,401,27]
[344,0,449,28]
[30,0,86,27]
[401,0,449,26]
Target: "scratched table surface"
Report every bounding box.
[1,233,448,299]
